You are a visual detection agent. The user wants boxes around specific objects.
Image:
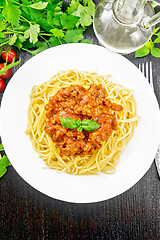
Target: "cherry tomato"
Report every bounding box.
[2,49,17,63]
[0,63,11,79]
[0,78,5,92]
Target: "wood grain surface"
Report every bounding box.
[0,10,160,240]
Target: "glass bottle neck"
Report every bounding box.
[113,0,146,25]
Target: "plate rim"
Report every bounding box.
[0,43,160,203]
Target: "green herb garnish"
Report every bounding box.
[0,0,95,57]
[0,58,21,76]
[0,143,11,178]
[0,143,4,151]
[135,27,160,58]
[60,116,101,132]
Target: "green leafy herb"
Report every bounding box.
[60,116,100,132]
[60,116,77,129]
[67,0,95,27]
[0,0,95,57]
[24,23,40,44]
[29,1,48,10]
[81,119,101,132]
[2,0,21,27]
[0,143,4,151]
[0,143,11,178]
[0,155,11,178]
[0,58,21,76]
[151,47,160,58]
[151,1,159,8]
[135,27,160,58]
[8,34,17,46]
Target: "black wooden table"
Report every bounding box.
[0,12,160,240]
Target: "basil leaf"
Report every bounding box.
[153,27,160,35]
[60,116,77,129]
[81,119,100,132]
[76,119,82,127]
[135,45,150,58]
[0,155,11,178]
[0,167,7,178]
[60,117,101,132]
[145,40,154,49]
[0,155,11,168]
[0,143,4,151]
[151,47,160,58]
[154,36,160,44]
[77,126,83,132]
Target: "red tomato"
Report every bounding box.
[0,63,11,79]
[2,49,17,63]
[0,78,5,92]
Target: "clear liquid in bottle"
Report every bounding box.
[93,0,154,54]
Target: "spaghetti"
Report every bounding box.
[26,69,139,175]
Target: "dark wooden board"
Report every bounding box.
[1,6,160,240]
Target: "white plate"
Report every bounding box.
[1,43,160,203]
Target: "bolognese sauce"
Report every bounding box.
[44,84,123,156]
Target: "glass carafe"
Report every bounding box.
[93,0,160,54]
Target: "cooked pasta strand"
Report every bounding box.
[26,69,139,175]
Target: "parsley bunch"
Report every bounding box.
[0,0,95,56]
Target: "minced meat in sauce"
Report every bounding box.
[44,84,123,156]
